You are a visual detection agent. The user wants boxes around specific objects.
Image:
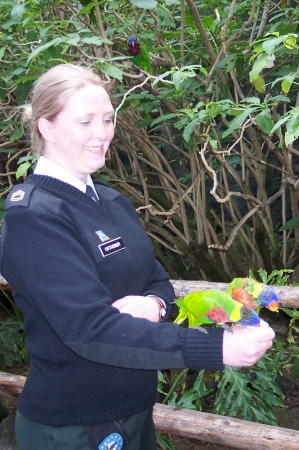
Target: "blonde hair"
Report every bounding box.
[23,64,106,155]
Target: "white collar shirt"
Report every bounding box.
[34,156,98,197]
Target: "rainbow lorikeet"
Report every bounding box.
[174,290,260,329]
[227,278,279,312]
[127,35,151,73]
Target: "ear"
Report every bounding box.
[38,118,55,142]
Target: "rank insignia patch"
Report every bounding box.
[11,189,25,202]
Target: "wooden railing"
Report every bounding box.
[2,276,299,307]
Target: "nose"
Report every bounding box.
[92,121,108,140]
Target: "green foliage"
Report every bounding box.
[1,0,299,281]
[16,155,37,180]
[156,431,178,450]
[1,290,23,323]
[158,368,214,411]
[0,291,28,369]
[0,319,28,369]
[280,308,299,344]
[279,217,299,232]
[249,268,294,286]
[212,358,285,425]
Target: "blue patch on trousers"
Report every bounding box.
[98,432,123,449]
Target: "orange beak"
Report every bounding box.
[268,301,279,312]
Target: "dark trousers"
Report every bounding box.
[15,408,157,450]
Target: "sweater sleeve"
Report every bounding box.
[1,206,224,372]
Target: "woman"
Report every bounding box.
[0,64,275,450]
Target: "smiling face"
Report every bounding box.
[38,84,115,182]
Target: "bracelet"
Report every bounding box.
[147,295,166,322]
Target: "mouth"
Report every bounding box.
[84,146,104,153]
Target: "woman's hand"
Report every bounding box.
[112,295,161,322]
[223,319,275,367]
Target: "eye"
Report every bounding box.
[105,117,114,124]
[81,120,91,126]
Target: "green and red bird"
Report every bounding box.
[174,290,260,328]
[227,277,279,312]
[127,35,151,73]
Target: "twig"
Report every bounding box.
[209,188,285,251]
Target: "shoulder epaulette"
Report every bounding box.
[5,184,36,210]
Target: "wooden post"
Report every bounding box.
[0,371,299,449]
[153,403,299,450]
[171,279,299,308]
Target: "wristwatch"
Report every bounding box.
[147,295,166,322]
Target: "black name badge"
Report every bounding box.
[98,237,126,257]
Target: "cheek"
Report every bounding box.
[108,128,115,141]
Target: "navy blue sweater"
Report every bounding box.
[1,175,224,426]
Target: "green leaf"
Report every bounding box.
[240,97,261,105]
[292,356,299,388]
[172,71,183,91]
[183,118,200,142]
[279,217,299,231]
[151,113,179,126]
[97,173,110,183]
[0,79,6,101]
[253,74,265,93]
[262,37,283,54]
[175,390,197,410]
[81,36,113,45]
[212,364,283,425]
[17,156,36,164]
[129,0,158,9]
[151,70,173,88]
[27,37,64,63]
[0,47,6,61]
[283,34,297,49]
[281,80,292,93]
[10,127,23,143]
[23,12,37,28]
[15,82,32,105]
[255,112,274,134]
[100,65,123,81]
[272,95,290,102]
[222,108,255,138]
[214,54,236,71]
[270,116,289,135]
[11,4,26,21]
[16,161,31,179]
[77,2,99,15]
[249,53,269,83]
[285,130,295,146]
[210,139,218,149]
[0,19,19,30]
[66,36,80,46]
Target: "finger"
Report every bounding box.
[259,319,269,327]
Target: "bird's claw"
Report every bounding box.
[191,325,209,334]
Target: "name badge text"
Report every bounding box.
[98,237,126,257]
